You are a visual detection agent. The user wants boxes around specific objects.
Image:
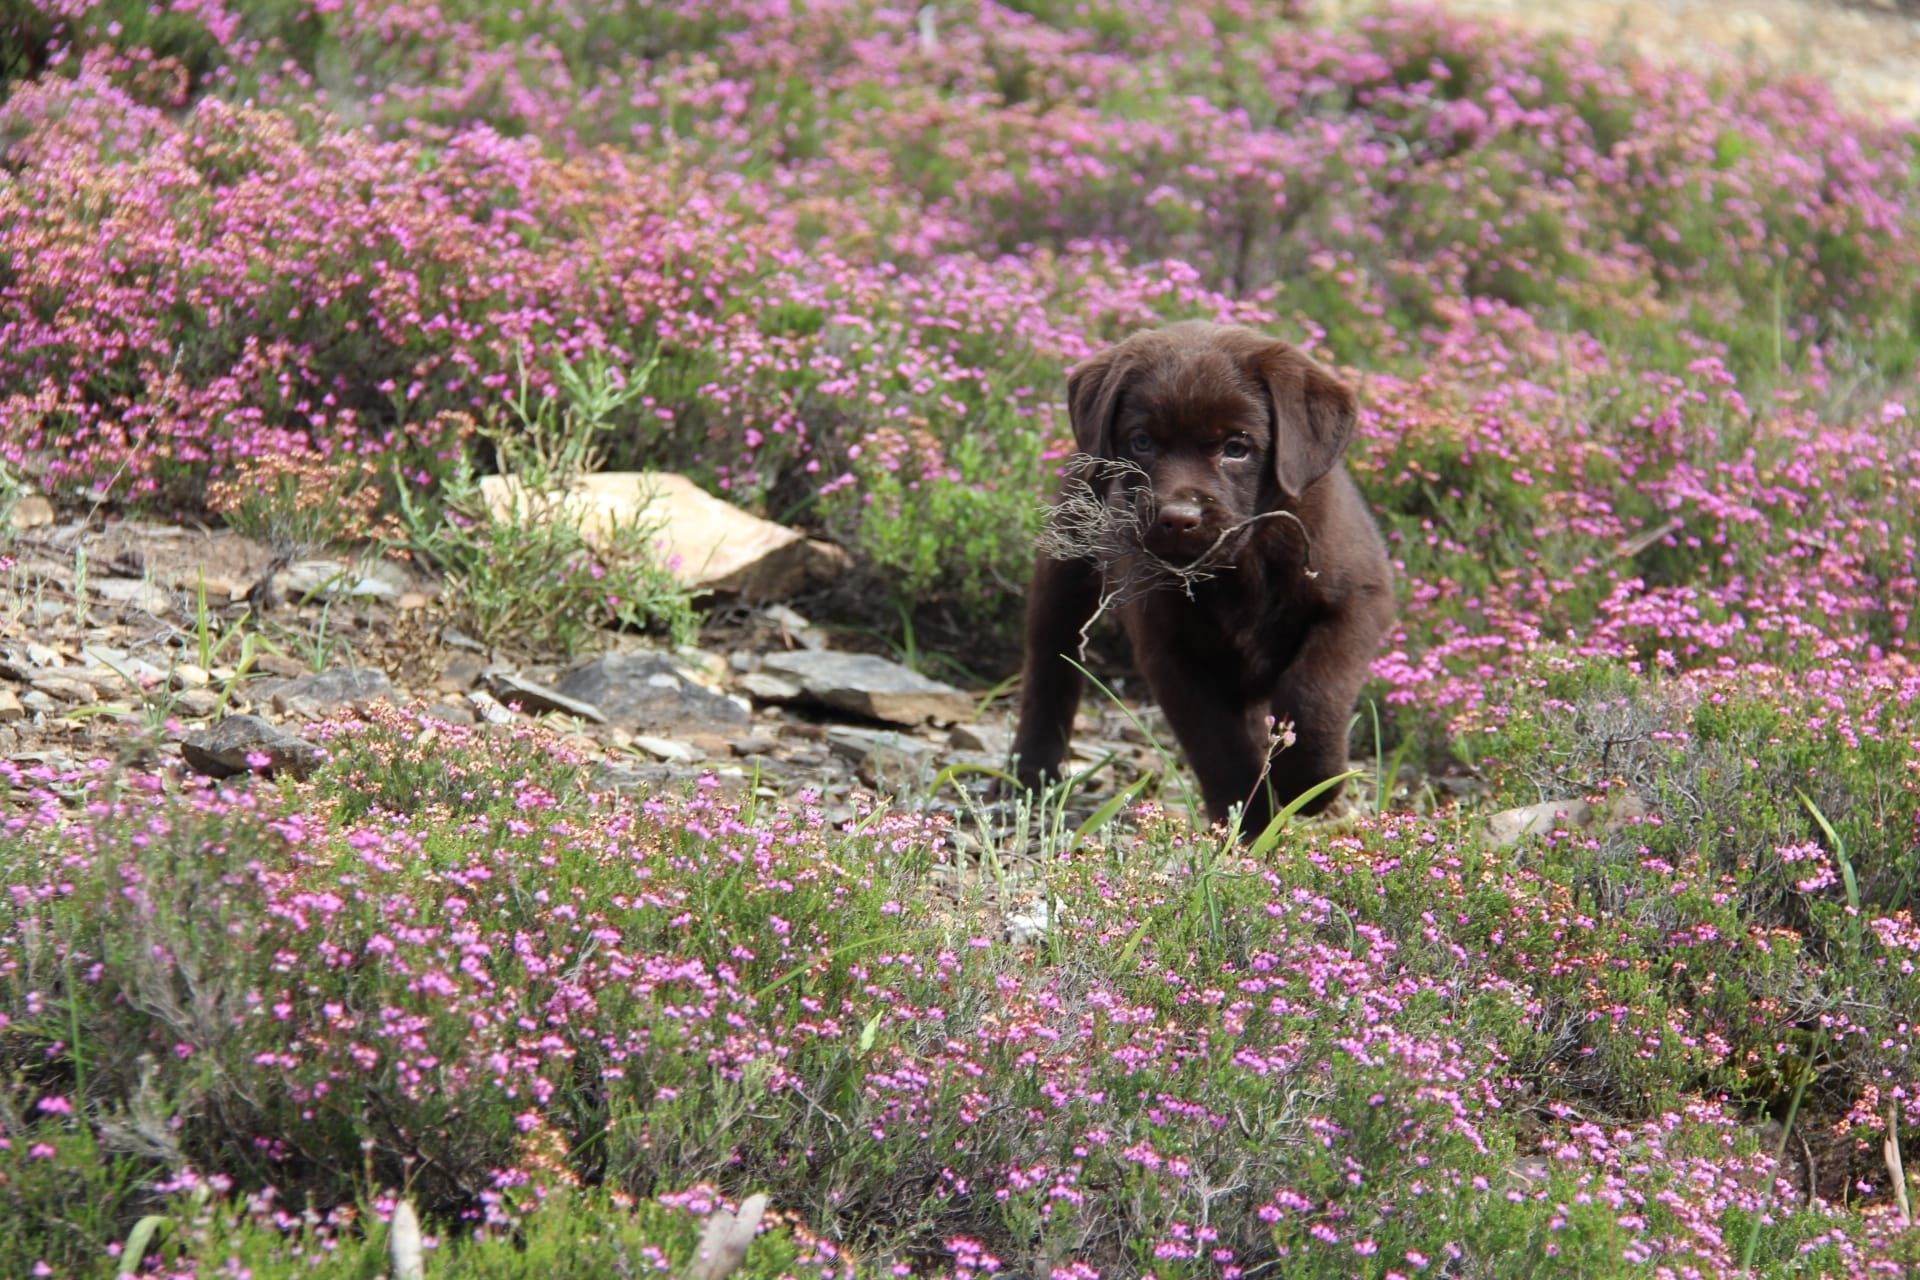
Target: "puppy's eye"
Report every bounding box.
[1127,430,1156,454]
[1221,438,1254,460]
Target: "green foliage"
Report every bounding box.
[397,354,699,656]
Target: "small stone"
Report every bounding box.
[252,653,309,679]
[1487,790,1649,846]
[1003,898,1053,947]
[81,645,166,688]
[948,722,1011,754]
[434,653,489,694]
[262,666,394,717]
[7,494,54,531]
[275,558,408,603]
[762,650,973,726]
[172,663,212,690]
[175,688,222,718]
[29,674,95,704]
[825,724,939,788]
[181,715,325,779]
[19,690,57,715]
[25,643,60,668]
[423,701,477,727]
[633,735,701,763]
[467,690,517,726]
[92,578,174,616]
[485,672,609,724]
[737,672,803,704]
[0,688,22,721]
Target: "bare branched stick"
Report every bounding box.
[1888,1097,1912,1226]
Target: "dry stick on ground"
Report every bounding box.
[1888,1097,1913,1226]
[1036,458,1319,661]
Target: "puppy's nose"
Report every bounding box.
[1157,501,1205,536]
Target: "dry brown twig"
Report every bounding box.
[1036,457,1318,660]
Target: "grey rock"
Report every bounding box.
[258,667,394,717]
[19,690,57,716]
[92,578,174,616]
[181,715,324,779]
[948,722,1011,755]
[589,761,748,800]
[825,724,939,788]
[760,650,973,726]
[555,652,749,733]
[435,653,489,693]
[485,672,608,724]
[174,689,221,719]
[25,643,59,668]
[81,645,167,688]
[466,691,518,726]
[276,558,407,602]
[29,674,95,704]
[633,735,702,763]
[737,672,803,704]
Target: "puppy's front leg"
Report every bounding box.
[1011,552,1103,789]
[1265,592,1394,817]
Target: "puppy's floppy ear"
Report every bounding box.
[1065,344,1131,460]
[1253,342,1357,499]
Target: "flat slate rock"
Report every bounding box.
[760,651,973,726]
[485,672,608,723]
[255,667,394,717]
[555,652,749,733]
[182,715,324,779]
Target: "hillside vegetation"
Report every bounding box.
[2,1,1918,1276]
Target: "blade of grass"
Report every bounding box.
[1070,773,1154,853]
[1247,769,1365,860]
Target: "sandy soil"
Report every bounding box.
[1341,0,1920,119]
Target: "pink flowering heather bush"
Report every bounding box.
[3,712,1917,1277]
[6,1,1916,632]
[5,0,1920,1275]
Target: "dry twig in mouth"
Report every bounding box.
[1034,458,1320,658]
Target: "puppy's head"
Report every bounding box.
[1065,321,1357,563]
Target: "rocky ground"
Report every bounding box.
[0,502,1189,854]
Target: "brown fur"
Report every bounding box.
[1012,321,1395,831]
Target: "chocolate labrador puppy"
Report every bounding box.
[1012,321,1394,831]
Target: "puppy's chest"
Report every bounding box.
[1125,581,1312,691]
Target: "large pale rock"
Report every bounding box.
[478,471,839,600]
[761,650,973,726]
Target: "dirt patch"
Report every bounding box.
[1347,0,1920,119]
